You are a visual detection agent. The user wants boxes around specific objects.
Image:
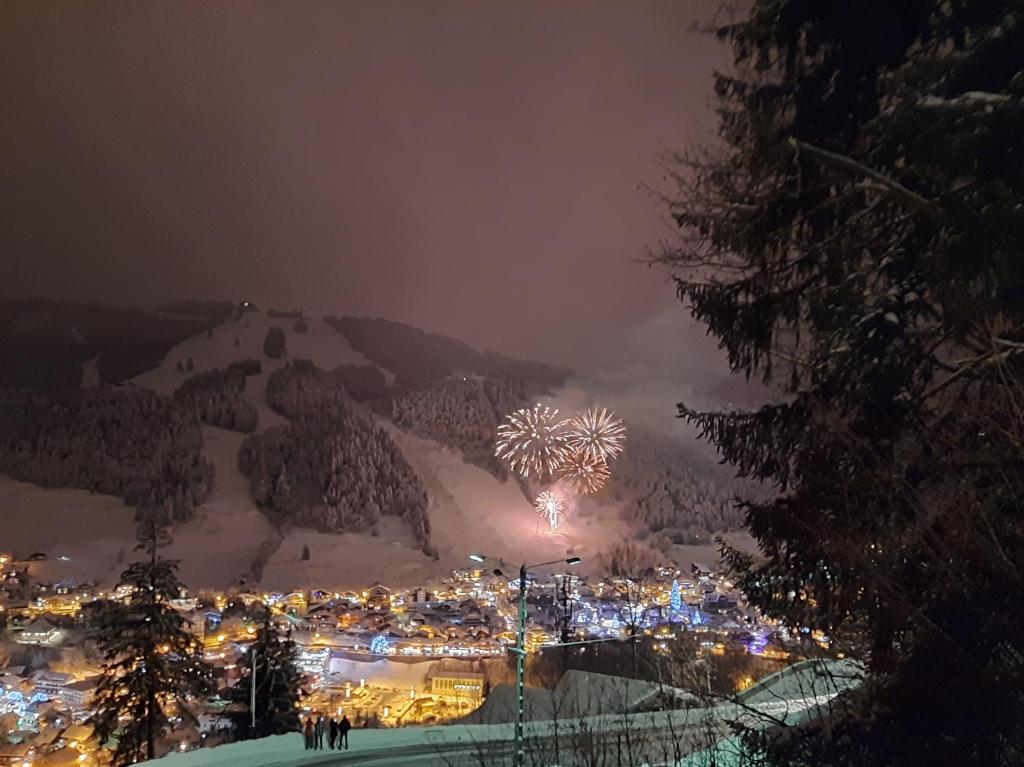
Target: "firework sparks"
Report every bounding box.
[559,449,611,495]
[566,407,626,462]
[495,404,570,478]
[534,490,565,530]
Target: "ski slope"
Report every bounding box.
[0,475,136,585]
[4,309,740,590]
[132,312,379,432]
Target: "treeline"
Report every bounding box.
[172,364,260,433]
[325,315,566,389]
[238,361,431,548]
[0,300,230,389]
[0,386,214,524]
[607,428,744,546]
[392,377,542,478]
[332,363,388,402]
[598,541,671,577]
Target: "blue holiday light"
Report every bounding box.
[370,634,392,655]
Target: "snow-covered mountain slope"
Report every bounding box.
[2,308,732,591]
[0,475,135,586]
[124,311,620,589]
[132,312,381,433]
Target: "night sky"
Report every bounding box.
[1,1,730,367]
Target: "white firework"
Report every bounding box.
[566,407,626,462]
[495,404,570,479]
[534,490,565,530]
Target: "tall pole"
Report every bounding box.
[251,647,257,731]
[514,563,527,767]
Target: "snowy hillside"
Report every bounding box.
[132,312,380,430]
[0,306,748,591]
[0,475,136,585]
[127,311,632,588]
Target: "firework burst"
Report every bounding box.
[534,490,565,530]
[559,449,611,495]
[495,404,570,478]
[566,407,626,462]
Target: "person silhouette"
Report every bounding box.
[303,716,314,750]
[339,714,352,750]
[329,716,339,749]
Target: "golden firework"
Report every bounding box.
[559,449,611,494]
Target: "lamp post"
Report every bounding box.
[250,647,256,732]
[470,553,581,767]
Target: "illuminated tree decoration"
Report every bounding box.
[370,634,392,656]
[495,404,571,479]
[670,579,681,613]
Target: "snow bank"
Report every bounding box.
[0,475,136,585]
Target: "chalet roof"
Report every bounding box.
[65,677,99,692]
[62,722,95,741]
[24,616,58,633]
[32,669,74,685]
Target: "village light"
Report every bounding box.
[469,553,582,767]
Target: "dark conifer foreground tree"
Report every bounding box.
[658,2,1024,765]
[90,522,213,765]
[230,607,304,739]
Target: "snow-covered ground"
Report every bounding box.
[152,660,862,767]
[387,429,631,581]
[132,313,378,432]
[139,311,635,590]
[165,425,278,588]
[665,530,760,572]
[4,311,751,591]
[0,428,276,589]
[0,475,136,585]
[259,429,631,591]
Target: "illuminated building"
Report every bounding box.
[429,671,485,701]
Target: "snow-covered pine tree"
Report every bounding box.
[229,608,304,739]
[658,2,1024,764]
[90,520,213,765]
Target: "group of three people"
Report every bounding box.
[303,712,352,750]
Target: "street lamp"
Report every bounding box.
[469,553,581,767]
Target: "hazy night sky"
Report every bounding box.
[1,1,731,367]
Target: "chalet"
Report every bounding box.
[31,669,75,698]
[59,677,99,711]
[18,617,64,645]
[702,592,738,613]
[691,562,715,578]
[408,586,432,605]
[365,584,392,612]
